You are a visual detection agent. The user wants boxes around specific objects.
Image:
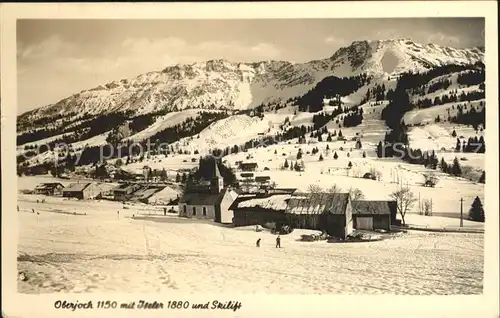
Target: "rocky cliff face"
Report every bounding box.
[18,39,484,128]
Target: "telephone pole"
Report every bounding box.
[460,197,464,227]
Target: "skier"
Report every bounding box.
[276,235,281,248]
[256,238,261,247]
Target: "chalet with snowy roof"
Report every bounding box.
[62,182,103,200]
[33,183,64,196]
[351,200,397,231]
[178,161,238,224]
[229,191,354,239]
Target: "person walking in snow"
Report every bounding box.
[256,238,261,247]
[276,235,281,248]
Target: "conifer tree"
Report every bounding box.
[469,196,485,222]
[356,140,362,149]
[451,157,462,176]
[333,152,338,160]
[478,170,485,183]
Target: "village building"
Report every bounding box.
[239,162,258,172]
[229,191,354,239]
[62,182,103,200]
[33,183,64,196]
[351,200,397,231]
[112,183,142,201]
[178,161,238,224]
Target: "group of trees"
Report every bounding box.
[295,73,371,112]
[191,156,237,186]
[18,111,135,146]
[427,78,452,94]
[283,159,303,172]
[439,157,463,177]
[457,69,485,86]
[449,104,485,130]
[342,107,364,128]
[414,90,485,109]
[391,185,485,225]
[360,83,386,103]
[454,136,485,153]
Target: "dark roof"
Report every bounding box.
[213,160,222,178]
[62,183,91,192]
[255,176,271,182]
[240,162,258,167]
[351,200,395,215]
[179,189,225,206]
[286,192,350,215]
[35,183,63,189]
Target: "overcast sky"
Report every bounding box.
[17,18,484,114]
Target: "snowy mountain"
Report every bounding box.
[18,39,484,126]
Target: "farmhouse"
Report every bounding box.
[178,161,238,224]
[239,162,258,172]
[285,192,353,239]
[229,191,354,239]
[62,183,103,200]
[229,193,291,227]
[351,200,398,231]
[33,183,64,196]
[112,183,142,201]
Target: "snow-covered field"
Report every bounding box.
[17,195,483,295]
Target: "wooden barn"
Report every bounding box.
[62,183,102,200]
[351,200,397,231]
[33,183,64,196]
[112,183,142,201]
[285,192,353,239]
[229,191,354,239]
[229,193,291,227]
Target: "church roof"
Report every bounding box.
[213,160,222,178]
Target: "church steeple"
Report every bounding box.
[211,160,224,194]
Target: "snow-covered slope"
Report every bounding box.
[18,39,484,126]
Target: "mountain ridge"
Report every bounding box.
[18,39,484,125]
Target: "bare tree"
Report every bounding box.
[390,187,417,225]
[422,199,433,216]
[326,184,342,194]
[423,173,439,187]
[348,187,365,201]
[307,184,322,194]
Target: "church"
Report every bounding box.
[178,160,239,224]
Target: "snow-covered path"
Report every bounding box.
[17,198,483,295]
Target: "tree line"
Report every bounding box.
[294,73,371,112]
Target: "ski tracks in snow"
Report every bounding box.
[141,223,178,290]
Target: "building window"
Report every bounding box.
[192,207,196,216]
[183,205,187,214]
[203,207,207,216]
